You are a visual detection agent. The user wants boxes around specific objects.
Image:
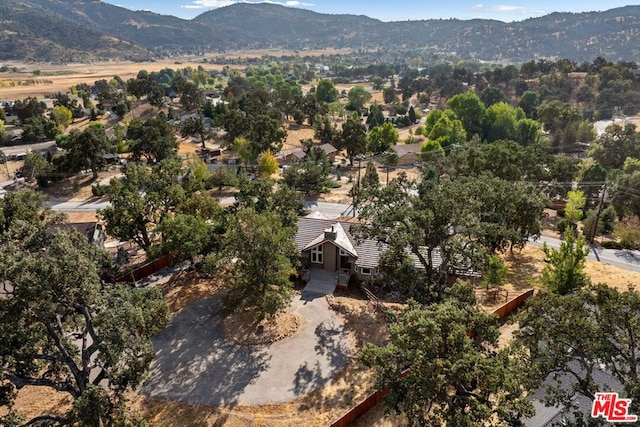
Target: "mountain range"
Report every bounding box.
[1,1,640,63]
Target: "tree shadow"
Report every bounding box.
[614,249,640,265]
[140,295,271,406]
[504,249,542,288]
[134,395,230,427]
[314,320,350,369]
[291,360,324,396]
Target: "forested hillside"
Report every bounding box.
[2,1,640,62]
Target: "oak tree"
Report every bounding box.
[361,282,532,426]
[205,208,297,321]
[0,223,169,426]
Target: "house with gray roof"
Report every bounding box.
[295,214,479,282]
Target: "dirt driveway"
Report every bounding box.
[141,293,350,406]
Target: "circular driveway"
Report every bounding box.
[140,294,351,405]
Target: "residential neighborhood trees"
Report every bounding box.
[357,173,545,301]
[180,115,210,149]
[99,158,186,251]
[541,229,590,295]
[315,79,339,103]
[515,284,640,421]
[347,86,372,110]
[4,53,640,426]
[127,114,178,164]
[282,146,333,194]
[337,114,368,165]
[57,124,115,179]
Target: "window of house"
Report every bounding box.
[311,245,323,264]
[361,267,372,275]
[339,248,348,256]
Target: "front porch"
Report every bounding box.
[302,268,349,299]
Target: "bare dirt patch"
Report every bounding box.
[0,386,72,422]
[160,271,224,315]
[223,310,301,346]
[283,123,315,150]
[39,169,122,202]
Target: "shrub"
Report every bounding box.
[613,217,640,249]
[91,183,109,197]
[557,218,577,234]
[601,240,625,249]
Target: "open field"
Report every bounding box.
[0,60,229,99]
[0,48,352,99]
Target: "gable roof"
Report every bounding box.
[295,216,480,275]
[302,222,358,258]
[318,143,338,155]
[296,217,380,268]
[392,142,422,157]
[277,143,338,161]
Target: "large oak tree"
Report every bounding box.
[0,215,168,426]
[361,282,533,426]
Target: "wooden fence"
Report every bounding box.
[330,388,388,427]
[330,369,410,427]
[330,288,535,426]
[114,253,175,283]
[492,288,534,321]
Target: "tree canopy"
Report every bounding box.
[347,86,372,110]
[127,113,178,164]
[0,221,168,426]
[361,282,532,426]
[515,284,640,422]
[58,125,115,179]
[205,208,297,321]
[356,173,544,301]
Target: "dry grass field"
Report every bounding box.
[0,60,228,99]
[0,48,351,99]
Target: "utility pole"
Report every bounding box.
[353,154,365,217]
[589,183,607,244]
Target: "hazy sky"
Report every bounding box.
[104,0,635,22]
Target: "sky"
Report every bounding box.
[104,0,636,23]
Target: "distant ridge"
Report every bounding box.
[2,1,640,62]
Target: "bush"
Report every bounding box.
[91,183,109,197]
[613,217,640,249]
[557,219,577,234]
[601,240,625,250]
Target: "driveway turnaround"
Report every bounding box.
[141,294,351,406]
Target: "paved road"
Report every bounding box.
[46,199,110,212]
[529,235,640,273]
[45,199,640,273]
[141,293,350,405]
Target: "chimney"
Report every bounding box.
[324,225,337,240]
